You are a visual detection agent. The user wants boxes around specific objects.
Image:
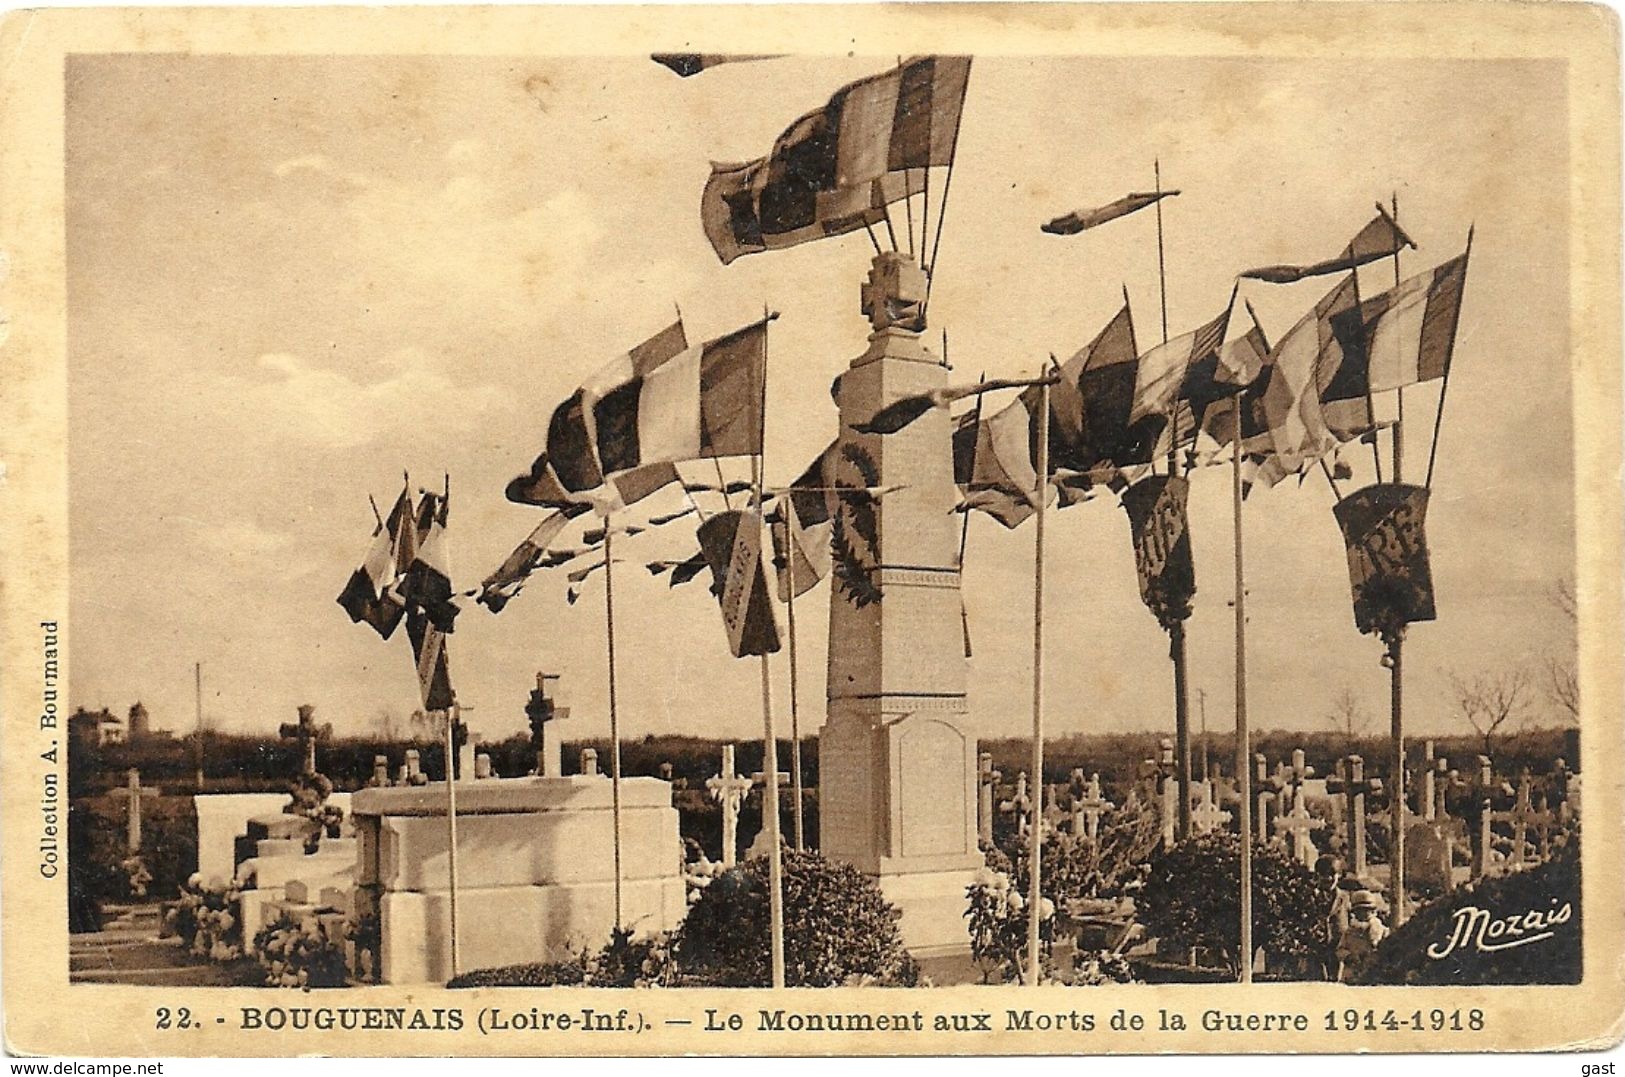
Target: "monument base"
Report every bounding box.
[876,860,982,955]
[350,775,685,984]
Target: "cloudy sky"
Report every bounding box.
[65,53,1573,747]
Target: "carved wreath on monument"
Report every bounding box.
[831,440,882,608]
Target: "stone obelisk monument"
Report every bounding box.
[822,252,981,953]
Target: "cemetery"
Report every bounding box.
[68,701,1582,989]
[57,53,1586,999]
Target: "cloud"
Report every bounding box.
[216,348,504,452]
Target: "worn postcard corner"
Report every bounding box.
[0,1,1621,1060]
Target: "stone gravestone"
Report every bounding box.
[1405,816,1457,893]
[578,748,599,778]
[350,770,683,984]
[475,754,493,780]
[977,753,1001,846]
[705,745,753,868]
[369,756,392,788]
[819,251,982,952]
[107,768,159,854]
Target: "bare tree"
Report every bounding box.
[1324,685,1372,755]
[408,708,446,741]
[1545,577,1579,723]
[1449,668,1532,763]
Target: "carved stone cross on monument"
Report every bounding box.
[108,768,158,853]
[977,753,1002,846]
[525,672,569,779]
[1073,771,1114,842]
[278,704,331,778]
[1272,784,1324,867]
[1190,781,1232,835]
[705,745,754,868]
[1327,755,1383,878]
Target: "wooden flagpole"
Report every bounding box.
[1387,192,1408,929]
[603,523,625,931]
[444,699,461,977]
[1232,399,1253,984]
[1424,226,1473,488]
[194,662,205,791]
[754,313,787,989]
[1348,248,1384,483]
[1154,159,1170,349]
[923,61,971,311]
[1391,193,1405,480]
[782,504,805,851]
[1025,362,1053,986]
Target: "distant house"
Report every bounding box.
[68,707,122,748]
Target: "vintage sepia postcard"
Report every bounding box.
[1,2,1621,1059]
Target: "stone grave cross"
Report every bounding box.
[705,744,753,868]
[1000,772,1033,838]
[1253,754,1285,843]
[1190,781,1232,835]
[1327,755,1383,877]
[1040,784,1070,838]
[1419,741,1438,821]
[1073,771,1114,842]
[749,763,790,855]
[1549,758,1575,824]
[108,768,159,853]
[525,672,570,779]
[1493,770,1556,869]
[278,704,331,778]
[1272,783,1324,867]
[977,753,1002,845]
[1469,756,1508,877]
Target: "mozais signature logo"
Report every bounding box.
[1426,897,1574,960]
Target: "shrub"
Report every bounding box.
[1136,831,1335,979]
[964,866,1054,984]
[1356,843,1580,985]
[583,928,679,988]
[254,912,350,988]
[1068,948,1138,986]
[165,875,245,962]
[444,929,676,988]
[448,961,586,988]
[674,849,918,987]
[284,773,343,853]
